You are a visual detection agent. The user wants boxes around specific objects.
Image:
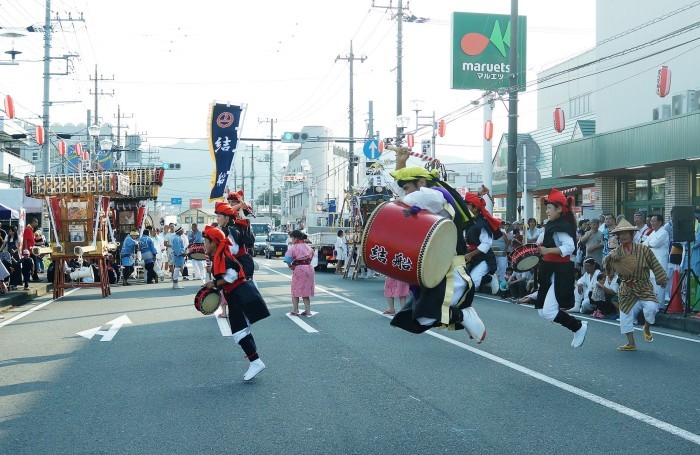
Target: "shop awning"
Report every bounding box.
[0,202,19,220]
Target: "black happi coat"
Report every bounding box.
[535,216,577,310]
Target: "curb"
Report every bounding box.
[0,283,53,313]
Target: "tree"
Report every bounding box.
[255,189,281,207]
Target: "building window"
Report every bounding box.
[197,217,204,224]
[569,93,591,118]
[185,217,191,223]
[651,178,665,200]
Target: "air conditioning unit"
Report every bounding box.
[672,90,696,115]
[653,104,672,120]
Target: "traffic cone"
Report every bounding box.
[666,269,684,314]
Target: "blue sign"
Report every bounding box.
[171,198,182,205]
[363,140,382,159]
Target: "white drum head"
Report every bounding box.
[417,219,457,289]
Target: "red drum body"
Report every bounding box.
[194,287,221,315]
[361,201,457,288]
[510,244,541,272]
[188,243,207,261]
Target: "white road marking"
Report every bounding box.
[262,265,700,446]
[476,294,700,344]
[0,288,80,328]
[213,307,232,336]
[76,315,132,341]
[286,312,319,333]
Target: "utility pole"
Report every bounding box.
[114,105,133,165]
[335,40,366,195]
[248,144,257,205]
[89,65,114,153]
[506,0,519,222]
[483,92,495,213]
[258,118,277,218]
[372,1,429,145]
[41,2,83,173]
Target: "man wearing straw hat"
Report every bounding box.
[603,219,668,351]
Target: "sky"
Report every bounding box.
[0,0,597,205]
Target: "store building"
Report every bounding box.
[493,0,700,222]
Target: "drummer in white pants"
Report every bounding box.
[463,193,501,291]
[188,223,206,283]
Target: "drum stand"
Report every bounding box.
[666,242,700,315]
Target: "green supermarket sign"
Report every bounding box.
[451,12,527,91]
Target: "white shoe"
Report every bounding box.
[172,280,184,289]
[243,359,265,381]
[461,307,486,344]
[571,321,588,348]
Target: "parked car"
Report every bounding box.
[265,232,289,259]
[253,235,267,256]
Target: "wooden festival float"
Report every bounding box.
[111,167,165,243]
[24,172,130,298]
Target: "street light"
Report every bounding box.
[99,138,113,152]
[87,124,101,170]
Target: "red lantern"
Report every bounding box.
[57,140,66,156]
[553,107,566,133]
[438,119,446,137]
[75,142,83,158]
[406,134,414,148]
[657,65,671,97]
[35,126,45,145]
[484,120,493,141]
[4,95,15,119]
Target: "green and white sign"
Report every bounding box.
[451,12,527,91]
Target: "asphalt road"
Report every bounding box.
[1,258,699,455]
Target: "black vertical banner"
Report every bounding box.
[209,103,243,201]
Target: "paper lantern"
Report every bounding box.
[656,66,671,97]
[438,119,446,137]
[553,107,566,133]
[75,142,83,158]
[57,140,66,156]
[406,134,414,148]
[4,95,15,119]
[35,126,45,145]
[484,120,493,141]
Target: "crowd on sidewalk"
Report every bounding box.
[496,209,699,333]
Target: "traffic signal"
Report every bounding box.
[281,132,309,143]
[162,163,181,170]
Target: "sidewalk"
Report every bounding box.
[0,279,53,314]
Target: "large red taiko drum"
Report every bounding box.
[361,201,457,288]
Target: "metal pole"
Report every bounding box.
[523,144,527,223]
[483,93,494,213]
[506,0,519,222]
[250,144,255,205]
[41,0,51,174]
[395,0,403,143]
[431,111,436,159]
[348,41,355,194]
[269,120,274,218]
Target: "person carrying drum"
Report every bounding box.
[202,225,270,381]
[215,201,255,281]
[187,223,206,284]
[387,146,486,343]
[535,189,588,348]
[463,192,502,292]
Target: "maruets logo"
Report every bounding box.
[460,19,511,57]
